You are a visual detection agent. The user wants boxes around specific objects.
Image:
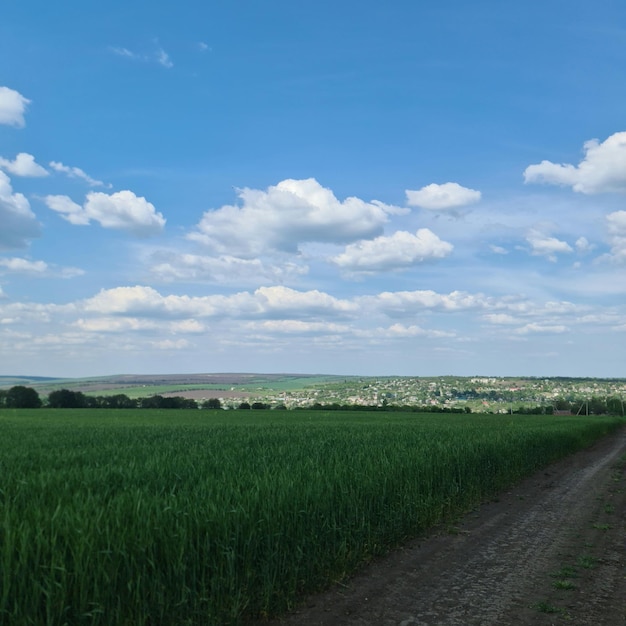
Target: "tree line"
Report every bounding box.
[0,386,223,410]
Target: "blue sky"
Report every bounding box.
[1,0,625,377]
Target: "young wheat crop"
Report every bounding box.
[0,409,622,624]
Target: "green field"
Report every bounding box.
[0,409,623,625]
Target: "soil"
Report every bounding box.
[261,426,626,626]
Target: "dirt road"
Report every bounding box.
[265,426,626,626]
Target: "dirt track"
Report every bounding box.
[264,426,626,626]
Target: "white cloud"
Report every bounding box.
[45,195,90,225]
[0,172,41,249]
[85,192,165,235]
[49,161,106,187]
[383,323,455,339]
[74,317,157,333]
[248,320,350,335]
[483,313,518,325]
[0,153,48,177]
[606,210,626,262]
[526,229,573,261]
[574,237,594,254]
[81,284,357,320]
[46,190,165,235]
[152,339,190,350]
[110,47,135,59]
[365,289,492,317]
[331,229,453,275]
[0,257,84,278]
[515,323,569,335]
[110,45,173,68]
[489,245,508,255]
[156,48,173,68]
[74,317,204,335]
[524,132,626,194]
[188,178,398,257]
[0,258,47,274]
[171,319,205,333]
[0,87,30,127]
[405,182,481,210]
[254,285,357,317]
[149,251,308,285]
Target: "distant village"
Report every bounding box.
[226,376,626,415]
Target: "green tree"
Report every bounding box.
[47,389,87,408]
[6,386,42,408]
[202,398,222,409]
[606,396,624,416]
[101,394,135,409]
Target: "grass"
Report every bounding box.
[552,579,576,590]
[533,600,564,614]
[0,409,622,625]
[551,565,578,579]
[577,554,598,569]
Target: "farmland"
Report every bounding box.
[0,409,623,625]
[2,373,625,413]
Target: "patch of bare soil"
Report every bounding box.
[263,426,626,626]
[161,389,251,400]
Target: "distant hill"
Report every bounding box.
[0,373,345,397]
[0,376,61,387]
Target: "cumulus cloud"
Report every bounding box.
[44,195,89,225]
[151,338,190,350]
[45,190,165,235]
[254,285,357,318]
[188,178,400,257]
[74,317,157,333]
[0,171,41,249]
[483,313,518,325]
[331,229,453,275]
[49,161,106,187]
[574,237,594,254]
[405,182,481,210]
[0,153,48,177]
[149,251,307,285]
[248,320,350,335]
[366,289,491,316]
[85,192,165,234]
[0,87,30,127]
[515,323,569,335]
[489,245,508,255]
[524,132,626,194]
[82,284,357,320]
[0,258,47,274]
[526,229,573,261]
[606,210,626,262]
[382,323,455,339]
[0,257,84,278]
